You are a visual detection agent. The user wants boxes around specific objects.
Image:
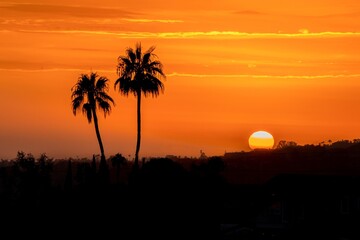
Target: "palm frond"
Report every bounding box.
[142,46,155,64]
[142,52,152,65]
[145,45,156,55]
[117,56,137,79]
[126,48,136,63]
[89,72,98,86]
[135,42,142,61]
[114,78,121,90]
[147,64,165,77]
[71,86,85,98]
[95,77,109,91]
[147,60,162,67]
[119,57,133,69]
[71,71,114,123]
[115,76,137,96]
[97,98,112,117]
[72,95,84,115]
[142,74,164,97]
[97,91,115,104]
[71,89,81,98]
[79,74,91,87]
[82,103,93,123]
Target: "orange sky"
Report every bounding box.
[0,0,360,159]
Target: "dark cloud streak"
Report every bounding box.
[0,3,138,18]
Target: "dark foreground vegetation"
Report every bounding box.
[1,141,360,239]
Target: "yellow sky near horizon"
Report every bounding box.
[0,0,360,159]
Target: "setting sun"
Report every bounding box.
[249,131,275,150]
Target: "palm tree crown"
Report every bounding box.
[115,43,165,97]
[72,72,114,122]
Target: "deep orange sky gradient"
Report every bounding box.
[0,0,360,159]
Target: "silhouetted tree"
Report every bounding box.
[140,158,187,189]
[15,151,35,172]
[199,150,208,160]
[38,153,53,173]
[90,154,97,183]
[13,151,37,198]
[276,140,298,149]
[64,160,73,192]
[71,72,114,164]
[37,153,53,191]
[98,154,109,185]
[330,140,354,149]
[110,153,127,184]
[92,154,97,172]
[207,156,225,175]
[11,152,54,208]
[115,43,166,169]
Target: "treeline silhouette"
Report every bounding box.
[1,141,360,239]
[0,152,222,237]
[224,139,360,185]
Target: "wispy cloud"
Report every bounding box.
[168,72,360,79]
[122,18,184,23]
[301,11,360,19]
[0,3,135,18]
[0,68,114,73]
[15,30,360,39]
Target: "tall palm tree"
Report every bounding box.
[115,43,165,169]
[71,72,114,162]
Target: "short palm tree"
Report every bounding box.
[115,43,165,169]
[71,72,114,162]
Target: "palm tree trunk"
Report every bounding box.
[92,108,105,160]
[93,108,109,184]
[134,91,141,169]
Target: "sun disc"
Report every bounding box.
[249,131,274,150]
